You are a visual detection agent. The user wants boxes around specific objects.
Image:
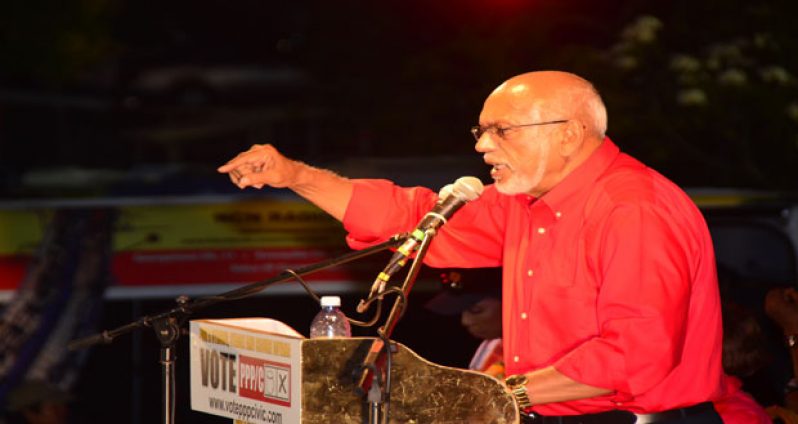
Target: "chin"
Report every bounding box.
[469,331,489,340]
[495,177,535,196]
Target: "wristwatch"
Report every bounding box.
[505,374,532,410]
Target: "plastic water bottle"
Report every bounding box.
[309,296,351,338]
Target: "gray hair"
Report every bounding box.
[554,76,607,139]
[584,82,608,138]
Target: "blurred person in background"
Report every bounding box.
[424,268,504,378]
[765,286,798,422]
[713,302,774,423]
[3,380,70,424]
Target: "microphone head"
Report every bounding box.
[437,183,455,201]
[452,176,484,201]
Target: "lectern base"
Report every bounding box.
[302,337,519,423]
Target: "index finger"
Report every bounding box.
[218,151,261,173]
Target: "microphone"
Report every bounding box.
[437,183,454,203]
[357,176,484,312]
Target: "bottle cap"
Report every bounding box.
[320,296,341,307]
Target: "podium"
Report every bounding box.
[189,318,519,423]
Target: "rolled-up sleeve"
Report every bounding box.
[342,179,505,268]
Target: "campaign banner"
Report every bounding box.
[189,318,304,424]
[0,195,383,295]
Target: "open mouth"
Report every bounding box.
[490,163,509,180]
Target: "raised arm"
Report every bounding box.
[217,144,353,221]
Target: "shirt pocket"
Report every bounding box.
[544,229,583,289]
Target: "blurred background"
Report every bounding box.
[1,0,797,422]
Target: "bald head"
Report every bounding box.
[475,71,609,197]
[490,71,607,139]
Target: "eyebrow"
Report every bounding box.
[479,120,513,127]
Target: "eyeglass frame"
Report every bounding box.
[470,120,569,141]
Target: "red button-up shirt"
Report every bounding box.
[342,139,723,415]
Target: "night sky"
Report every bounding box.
[1,0,797,196]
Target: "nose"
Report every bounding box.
[461,312,472,327]
[474,132,497,153]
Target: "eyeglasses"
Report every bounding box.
[470,120,569,141]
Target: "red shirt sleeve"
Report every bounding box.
[342,179,505,268]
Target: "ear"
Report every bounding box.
[558,120,585,157]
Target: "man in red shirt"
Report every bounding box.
[219,71,725,423]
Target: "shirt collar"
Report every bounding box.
[522,137,620,212]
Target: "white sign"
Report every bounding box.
[189,318,304,424]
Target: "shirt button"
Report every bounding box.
[513,356,520,363]
[537,227,546,234]
[555,211,562,219]
[527,269,534,277]
[521,312,527,320]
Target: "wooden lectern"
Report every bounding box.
[190,318,519,423]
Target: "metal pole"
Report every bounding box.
[160,345,176,424]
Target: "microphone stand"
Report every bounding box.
[68,234,406,424]
[355,227,436,424]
